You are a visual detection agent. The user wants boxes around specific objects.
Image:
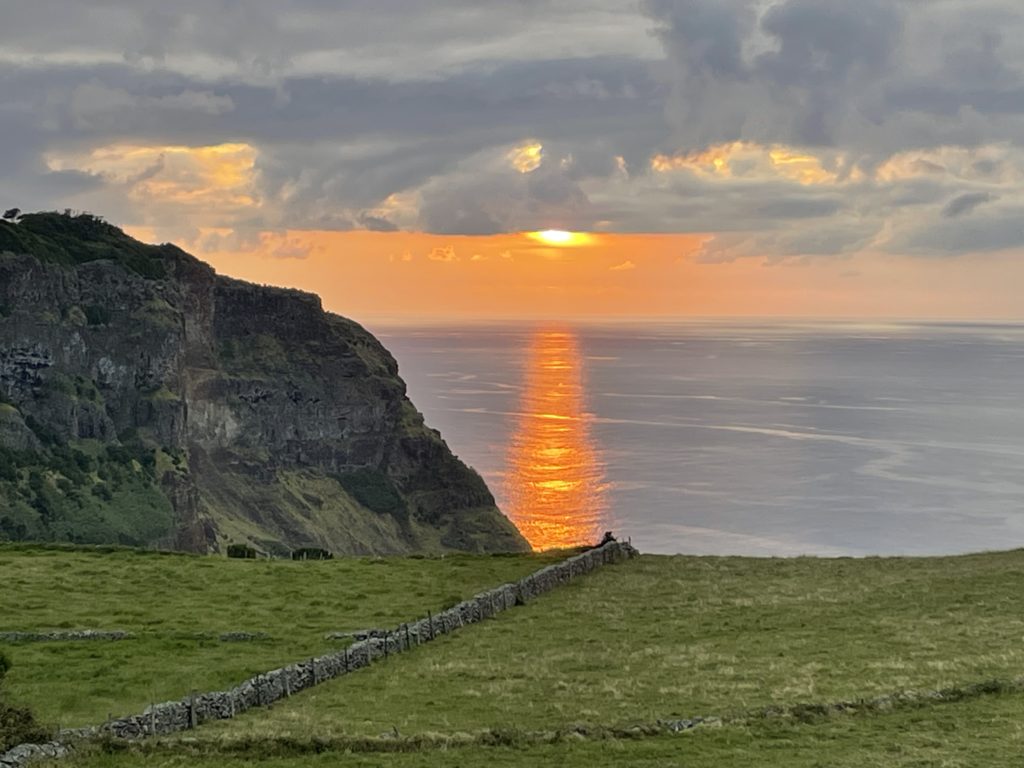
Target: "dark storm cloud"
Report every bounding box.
[1,0,1024,259]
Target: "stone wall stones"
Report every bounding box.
[0,540,638,767]
[0,631,131,643]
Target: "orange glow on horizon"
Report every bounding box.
[113,225,1024,323]
[504,329,610,550]
[526,230,594,247]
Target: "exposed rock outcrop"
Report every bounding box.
[0,212,527,555]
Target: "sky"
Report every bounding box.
[3,1,1024,320]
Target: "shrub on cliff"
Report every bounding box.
[0,442,174,546]
[334,468,406,519]
[226,543,257,559]
[291,547,333,561]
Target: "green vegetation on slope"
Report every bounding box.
[334,468,406,518]
[0,212,177,279]
[0,545,566,726]
[0,440,175,547]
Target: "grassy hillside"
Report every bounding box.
[0,440,175,547]
[5,548,1024,766]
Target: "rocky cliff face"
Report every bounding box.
[0,212,527,555]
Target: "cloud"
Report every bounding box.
[263,234,313,259]
[887,206,1024,255]
[41,142,259,240]
[358,213,399,231]
[0,2,660,83]
[609,260,636,271]
[428,245,456,262]
[941,191,996,218]
[696,217,883,263]
[643,0,1024,156]
[507,141,544,173]
[69,82,234,131]
[417,149,595,235]
[1,0,1024,264]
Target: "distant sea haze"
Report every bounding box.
[373,321,1024,557]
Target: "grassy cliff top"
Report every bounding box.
[0,544,567,727]
[5,548,1024,766]
[0,212,187,279]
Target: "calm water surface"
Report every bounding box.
[373,321,1024,556]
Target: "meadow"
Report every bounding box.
[0,544,564,727]
[4,545,1024,766]
[180,550,1024,739]
[61,692,1024,767]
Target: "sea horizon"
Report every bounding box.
[373,319,1024,558]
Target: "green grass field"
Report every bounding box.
[0,544,564,726]
[56,692,1024,767]
[181,550,1024,739]
[6,546,1024,766]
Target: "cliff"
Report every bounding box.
[0,212,528,555]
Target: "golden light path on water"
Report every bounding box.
[504,329,610,551]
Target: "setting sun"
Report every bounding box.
[526,230,593,247]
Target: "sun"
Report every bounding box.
[525,230,593,246]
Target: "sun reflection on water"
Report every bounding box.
[505,329,610,550]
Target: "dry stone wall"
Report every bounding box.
[0,540,638,768]
[0,631,131,643]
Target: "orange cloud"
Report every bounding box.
[650,141,750,175]
[767,148,838,185]
[46,142,258,210]
[651,141,845,186]
[428,245,456,262]
[507,140,544,173]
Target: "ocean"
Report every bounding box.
[373,321,1024,557]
